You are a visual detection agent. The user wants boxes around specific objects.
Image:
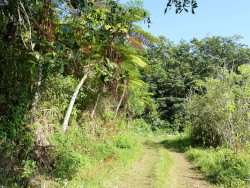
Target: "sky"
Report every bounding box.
[120,0,250,46]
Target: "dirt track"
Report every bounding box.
[110,138,212,188]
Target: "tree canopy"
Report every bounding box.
[165,0,198,14]
[144,35,250,126]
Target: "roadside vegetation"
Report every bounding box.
[0,0,249,187]
[162,134,249,187]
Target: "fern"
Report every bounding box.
[129,55,151,72]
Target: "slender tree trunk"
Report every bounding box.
[127,119,130,129]
[114,80,127,120]
[62,69,90,134]
[30,62,42,124]
[91,92,100,119]
[127,112,132,129]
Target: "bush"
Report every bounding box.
[186,148,250,187]
[115,133,138,149]
[185,65,250,148]
[0,93,34,185]
[130,118,152,133]
[50,127,91,177]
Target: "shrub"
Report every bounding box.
[130,118,152,133]
[115,133,138,149]
[50,126,139,178]
[50,127,91,177]
[185,65,250,148]
[186,148,250,187]
[0,93,34,185]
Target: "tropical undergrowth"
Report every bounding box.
[0,72,145,187]
[186,147,250,187]
[185,65,250,149]
[49,127,142,187]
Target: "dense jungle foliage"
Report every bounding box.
[0,0,249,187]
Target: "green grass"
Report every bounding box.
[160,134,193,152]
[152,147,173,188]
[142,138,174,188]
[51,132,143,187]
[66,146,143,187]
[186,148,250,187]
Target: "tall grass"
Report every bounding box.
[186,148,250,187]
[49,128,142,187]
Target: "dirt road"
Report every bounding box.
[110,138,212,188]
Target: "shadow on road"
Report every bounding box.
[160,138,190,152]
[143,135,196,153]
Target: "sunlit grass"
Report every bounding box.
[65,136,143,187]
[153,147,173,188]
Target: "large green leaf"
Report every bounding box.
[129,55,151,72]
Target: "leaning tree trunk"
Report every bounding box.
[62,69,90,134]
[30,62,42,124]
[114,80,127,120]
[91,92,101,119]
